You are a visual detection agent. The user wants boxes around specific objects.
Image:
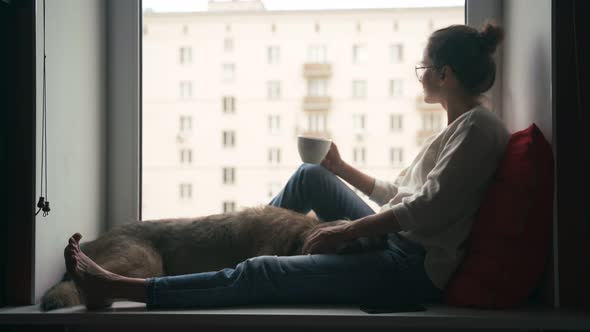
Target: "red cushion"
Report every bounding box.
[444,123,554,308]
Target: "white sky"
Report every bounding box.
[143,0,464,12]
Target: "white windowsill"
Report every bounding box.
[1,302,589,330]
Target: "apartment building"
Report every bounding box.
[142,1,463,219]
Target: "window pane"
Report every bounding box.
[142,2,463,219]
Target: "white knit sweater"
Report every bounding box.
[369,106,510,290]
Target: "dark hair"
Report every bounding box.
[426,21,504,95]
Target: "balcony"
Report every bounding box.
[303,96,331,112]
[415,95,444,111]
[303,63,332,78]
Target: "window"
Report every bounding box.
[390,114,403,132]
[268,147,281,165]
[307,79,327,97]
[422,111,444,131]
[179,183,192,199]
[180,148,192,164]
[222,200,236,213]
[222,167,235,185]
[307,45,327,63]
[179,46,192,64]
[222,96,235,113]
[353,147,366,165]
[389,79,403,97]
[267,81,281,100]
[353,113,366,132]
[352,80,367,99]
[224,37,233,52]
[142,1,465,220]
[179,80,193,99]
[222,130,235,148]
[267,45,280,64]
[390,147,404,166]
[223,63,235,82]
[268,114,280,134]
[307,113,327,132]
[268,182,282,199]
[179,115,192,132]
[352,44,367,63]
[182,25,189,35]
[390,44,403,63]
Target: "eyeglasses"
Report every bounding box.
[415,65,437,82]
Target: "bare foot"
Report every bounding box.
[63,233,116,310]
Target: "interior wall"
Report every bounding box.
[502,0,552,141]
[34,0,107,301]
[501,0,555,307]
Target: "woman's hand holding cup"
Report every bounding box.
[320,142,345,176]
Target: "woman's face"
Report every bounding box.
[419,53,442,104]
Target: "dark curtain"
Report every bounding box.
[553,0,590,309]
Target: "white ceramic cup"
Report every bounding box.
[297,135,332,164]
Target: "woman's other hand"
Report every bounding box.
[301,222,356,255]
[321,142,345,176]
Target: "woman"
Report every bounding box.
[64,22,509,309]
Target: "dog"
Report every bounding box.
[40,205,387,311]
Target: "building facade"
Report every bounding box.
[142,3,463,219]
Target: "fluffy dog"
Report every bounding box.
[41,205,386,311]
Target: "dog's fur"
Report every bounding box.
[41,205,386,311]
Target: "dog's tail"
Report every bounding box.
[40,276,81,311]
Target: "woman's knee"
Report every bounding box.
[296,163,331,182]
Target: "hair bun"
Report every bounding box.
[478,22,504,54]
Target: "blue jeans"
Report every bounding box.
[145,164,443,308]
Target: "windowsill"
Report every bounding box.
[1,302,589,330]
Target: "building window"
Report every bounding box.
[182,25,189,35]
[222,167,235,185]
[179,46,192,64]
[180,148,192,164]
[428,19,435,31]
[222,130,235,148]
[356,21,362,32]
[179,115,192,132]
[179,80,193,99]
[224,37,233,52]
[223,63,235,82]
[352,80,367,99]
[267,45,280,64]
[179,183,192,199]
[393,20,399,31]
[390,147,404,166]
[268,114,280,134]
[143,25,148,35]
[307,113,327,132]
[422,112,443,131]
[307,79,327,97]
[222,200,236,213]
[352,44,367,64]
[390,114,403,132]
[268,182,282,199]
[267,81,281,100]
[314,21,320,33]
[390,44,403,63]
[268,147,281,165]
[271,23,277,33]
[307,45,327,63]
[353,147,366,164]
[222,96,235,113]
[389,79,403,97]
[353,113,366,132]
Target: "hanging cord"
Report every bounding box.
[36,0,50,217]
